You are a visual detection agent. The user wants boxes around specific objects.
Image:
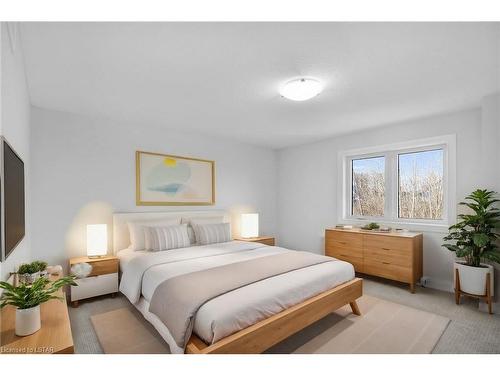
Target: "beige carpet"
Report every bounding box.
[90,295,449,354]
[90,308,170,354]
[271,294,450,353]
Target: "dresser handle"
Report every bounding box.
[339,241,347,245]
[382,247,390,250]
[382,261,391,265]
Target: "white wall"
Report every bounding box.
[480,93,500,305]
[480,93,500,190]
[30,107,277,269]
[277,107,488,291]
[0,23,31,280]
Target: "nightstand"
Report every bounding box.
[235,236,275,246]
[69,256,119,307]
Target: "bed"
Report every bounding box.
[114,211,362,354]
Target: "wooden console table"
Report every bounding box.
[0,276,74,354]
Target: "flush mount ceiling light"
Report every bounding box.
[279,78,323,101]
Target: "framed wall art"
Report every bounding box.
[136,151,215,206]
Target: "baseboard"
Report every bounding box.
[420,277,454,293]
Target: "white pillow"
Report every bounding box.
[181,216,225,244]
[127,218,181,251]
[144,224,191,251]
[194,222,232,245]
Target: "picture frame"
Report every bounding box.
[135,151,215,206]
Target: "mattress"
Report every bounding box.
[118,241,355,351]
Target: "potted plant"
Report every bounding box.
[17,261,49,284]
[0,275,76,336]
[361,222,380,231]
[443,189,500,298]
[33,261,49,279]
[17,262,41,284]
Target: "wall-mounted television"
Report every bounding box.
[1,137,25,261]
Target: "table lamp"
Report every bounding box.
[241,213,259,238]
[87,224,107,258]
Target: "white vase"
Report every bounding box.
[15,305,41,336]
[454,262,495,296]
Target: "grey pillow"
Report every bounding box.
[144,224,191,251]
[193,223,232,245]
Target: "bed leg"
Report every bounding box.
[349,301,361,316]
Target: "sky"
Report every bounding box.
[352,149,443,179]
[398,149,443,180]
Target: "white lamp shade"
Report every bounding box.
[87,224,108,257]
[241,213,259,238]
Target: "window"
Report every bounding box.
[398,149,444,220]
[341,136,455,227]
[352,156,385,217]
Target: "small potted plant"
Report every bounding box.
[443,189,500,298]
[17,262,41,284]
[17,261,49,284]
[0,275,76,336]
[361,222,380,231]
[33,261,49,279]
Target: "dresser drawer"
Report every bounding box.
[326,230,363,248]
[325,246,363,272]
[325,243,363,258]
[326,231,363,258]
[363,235,412,254]
[70,273,118,301]
[88,259,119,276]
[364,259,411,283]
[363,247,412,267]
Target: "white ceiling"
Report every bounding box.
[20,22,500,149]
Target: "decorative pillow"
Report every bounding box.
[127,218,181,251]
[193,222,232,245]
[182,216,225,244]
[144,224,191,252]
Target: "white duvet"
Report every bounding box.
[118,241,354,349]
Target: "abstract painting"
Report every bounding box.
[136,151,215,205]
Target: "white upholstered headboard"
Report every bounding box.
[112,210,230,253]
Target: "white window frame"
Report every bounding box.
[338,135,456,232]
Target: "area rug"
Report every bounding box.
[91,295,449,354]
[90,307,170,354]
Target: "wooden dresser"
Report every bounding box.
[325,228,423,293]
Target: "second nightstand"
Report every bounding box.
[235,236,275,246]
[69,256,119,307]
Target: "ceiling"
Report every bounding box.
[20,22,500,149]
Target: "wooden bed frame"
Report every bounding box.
[186,277,363,354]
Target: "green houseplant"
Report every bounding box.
[361,222,380,230]
[443,189,500,297]
[17,260,49,284]
[32,261,49,279]
[32,261,48,272]
[0,276,76,336]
